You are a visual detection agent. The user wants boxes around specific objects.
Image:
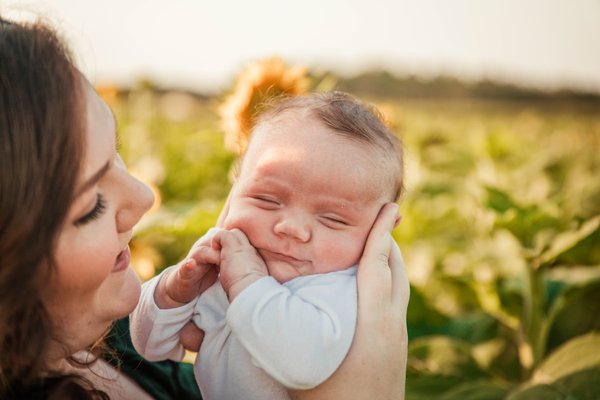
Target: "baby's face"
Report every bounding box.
[223,111,392,283]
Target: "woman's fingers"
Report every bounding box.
[390,242,410,320]
[358,203,399,308]
[289,202,408,400]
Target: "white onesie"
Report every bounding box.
[130,232,357,400]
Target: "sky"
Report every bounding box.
[3,0,600,94]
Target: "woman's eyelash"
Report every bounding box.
[75,194,107,226]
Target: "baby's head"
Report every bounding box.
[224,92,403,283]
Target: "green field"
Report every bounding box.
[110,82,600,399]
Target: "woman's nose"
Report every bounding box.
[116,173,155,232]
[273,214,311,242]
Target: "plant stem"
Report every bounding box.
[522,262,546,376]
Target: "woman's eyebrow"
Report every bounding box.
[75,161,110,197]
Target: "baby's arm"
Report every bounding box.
[130,231,220,361]
[214,229,356,389]
[227,272,357,390]
[214,229,355,389]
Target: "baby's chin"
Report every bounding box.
[265,260,305,284]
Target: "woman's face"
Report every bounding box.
[46,80,154,358]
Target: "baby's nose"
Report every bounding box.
[273,215,311,242]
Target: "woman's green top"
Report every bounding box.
[104,317,202,400]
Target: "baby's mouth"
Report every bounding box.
[260,249,304,266]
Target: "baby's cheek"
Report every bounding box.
[321,231,368,268]
[222,207,244,230]
[224,208,269,245]
[222,216,253,244]
[222,212,245,232]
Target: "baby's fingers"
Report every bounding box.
[176,246,220,288]
[165,247,220,305]
[186,245,220,271]
[212,228,252,249]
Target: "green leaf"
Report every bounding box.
[440,381,511,400]
[547,279,600,352]
[408,336,488,378]
[484,190,563,249]
[443,313,500,344]
[407,286,450,339]
[555,229,600,266]
[507,366,600,400]
[538,215,600,267]
[551,366,600,399]
[405,373,465,400]
[506,384,566,400]
[532,333,600,384]
[485,186,519,214]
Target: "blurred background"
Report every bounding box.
[3,0,600,94]
[3,1,600,399]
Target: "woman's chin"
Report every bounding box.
[119,268,142,314]
[103,267,142,321]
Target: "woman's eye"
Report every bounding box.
[75,193,107,226]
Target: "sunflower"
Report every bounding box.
[219,57,311,154]
[95,84,120,106]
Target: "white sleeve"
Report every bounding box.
[129,266,196,362]
[226,269,357,390]
[129,228,220,362]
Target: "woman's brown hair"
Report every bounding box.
[0,17,107,399]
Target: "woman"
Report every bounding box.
[0,17,408,399]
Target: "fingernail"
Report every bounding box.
[182,259,194,272]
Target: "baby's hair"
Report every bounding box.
[253,91,404,201]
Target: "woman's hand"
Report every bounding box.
[289,203,409,400]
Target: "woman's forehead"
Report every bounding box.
[78,82,115,190]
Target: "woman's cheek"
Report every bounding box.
[55,225,117,291]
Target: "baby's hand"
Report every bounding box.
[155,244,220,309]
[212,228,268,301]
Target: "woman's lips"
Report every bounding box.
[113,246,131,272]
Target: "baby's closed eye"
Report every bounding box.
[319,215,350,229]
[250,195,281,209]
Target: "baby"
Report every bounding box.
[131,91,403,400]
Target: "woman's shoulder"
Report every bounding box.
[103,317,201,400]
